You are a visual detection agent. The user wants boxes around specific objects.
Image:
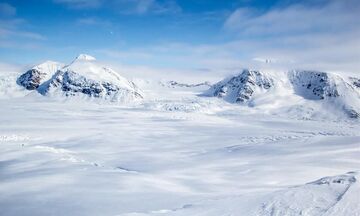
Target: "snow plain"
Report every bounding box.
[0,69,359,216]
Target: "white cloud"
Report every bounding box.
[111,0,181,14]
[132,0,155,14]
[97,49,152,59]
[76,17,112,27]
[221,0,360,73]
[0,4,46,50]
[224,2,358,35]
[0,18,45,41]
[89,1,359,75]
[53,0,102,9]
[54,0,181,14]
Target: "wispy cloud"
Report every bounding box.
[88,1,359,75]
[224,1,358,36]
[53,0,102,9]
[98,49,152,60]
[220,0,360,72]
[111,0,182,15]
[54,0,181,14]
[76,17,112,27]
[0,18,46,40]
[0,3,46,50]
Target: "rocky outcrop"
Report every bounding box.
[349,77,360,88]
[17,69,45,90]
[289,70,360,118]
[289,70,340,100]
[164,81,211,88]
[17,61,63,90]
[206,69,274,103]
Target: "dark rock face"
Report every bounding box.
[208,70,273,103]
[289,71,340,100]
[50,71,104,97]
[289,71,360,119]
[308,174,356,185]
[38,71,143,100]
[17,69,45,90]
[346,108,360,119]
[350,77,360,88]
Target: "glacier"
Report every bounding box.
[0,60,359,216]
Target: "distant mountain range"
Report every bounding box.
[205,69,360,118]
[12,54,360,119]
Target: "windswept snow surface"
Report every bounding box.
[0,70,360,215]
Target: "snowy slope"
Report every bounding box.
[1,60,360,215]
[0,96,359,216]
[257,172,358,216]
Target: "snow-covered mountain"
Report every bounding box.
[289,70,360,118]
[206,69,360,118]
[204,69,274,103]
[17,54,144,102]
[10,59,360,119]
[289,70,341,100]
[17,61,63,90]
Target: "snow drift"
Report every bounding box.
[258,172,359,216]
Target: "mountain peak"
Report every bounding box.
[75,54,96,61]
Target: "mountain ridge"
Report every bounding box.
[17,54,144,102]
[205,69,360,118]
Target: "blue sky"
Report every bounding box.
[0,0,359,73]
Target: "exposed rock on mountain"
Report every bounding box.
[163,81,211,88]
[289,70,360,118]
[205,69,274,103]
[17,61,63,90]
[349,77,360,88]
[289,70,340,100]
[206,69,360,119]
[18,54,143,102]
